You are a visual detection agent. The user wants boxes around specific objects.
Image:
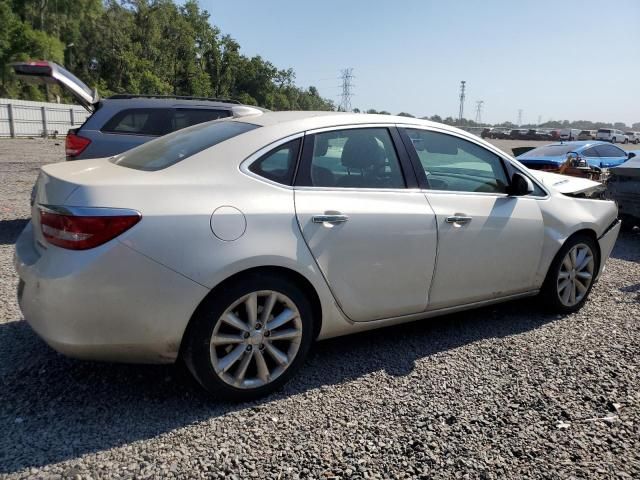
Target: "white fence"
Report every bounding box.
[0,98,90,138]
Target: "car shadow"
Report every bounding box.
[0,218,28,245]
[0,297,558,474]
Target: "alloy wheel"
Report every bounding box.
[556,243,595,307]
[210,290,303,389]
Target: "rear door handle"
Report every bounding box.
[446,215,472,225]
[312,214,349,224]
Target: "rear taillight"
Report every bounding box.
[39,208,140,250]
[65,132,91,157]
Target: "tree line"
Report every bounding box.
[0,0,335,110]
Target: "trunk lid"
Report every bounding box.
[12,61,98,112]
[31,159,152,251]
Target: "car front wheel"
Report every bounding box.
[539,234,599,313]
[182,273,314,401]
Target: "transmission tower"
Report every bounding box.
[474,100,484,123]
[517,109,523,126]
[339,68,355,112]
[458,81,466,122]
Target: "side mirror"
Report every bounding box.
[628,152,636,159]
[508,172,534,196]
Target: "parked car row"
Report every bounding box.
[480,126,639,144]
[482,128,556,141]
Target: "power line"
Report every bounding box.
[339,68,354,112]
[474,100,484,124]
[458,81,466,122]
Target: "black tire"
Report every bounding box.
[538,233,600,314]
[182,272,314,401]
[611,137,616,144]
[624,138,629,144]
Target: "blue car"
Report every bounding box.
[516,141,635,171]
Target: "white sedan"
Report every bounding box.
[15,112,621,400]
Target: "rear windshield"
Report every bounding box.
[598,129,611,134]
[112,120,259,171]
[521,145,576,157]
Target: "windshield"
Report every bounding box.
[520,145,576,157]
[598,129,611,133]
[112,120,259,171]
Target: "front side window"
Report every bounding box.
[404,129,509,193]
[308,128,405,188]
[582,147,599,158]
[249,139,301,185]
[113,120,259,171]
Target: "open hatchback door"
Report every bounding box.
[12,61,99,112]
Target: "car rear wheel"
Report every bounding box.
[539,234,599,313]
[612,137,617,143]
[182,273,313,401]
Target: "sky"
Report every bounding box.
[200,0,640,125]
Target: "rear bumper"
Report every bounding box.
[14,221,208,363]
[596,219,621,279]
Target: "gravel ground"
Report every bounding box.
[0,138,639,479]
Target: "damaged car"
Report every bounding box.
[606,156,640,231]
[515,141,635,181]
[15,112,621,400]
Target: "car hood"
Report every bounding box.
[528,170,602,195]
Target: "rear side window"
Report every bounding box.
[112,121,259,171]
[102,108,170,136]
[102,108,232,136]
[306,128,405,188]
[171,109,231,131]
[249,139,301,185]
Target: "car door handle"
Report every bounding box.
[446,215,472,225]
[312,214,349,224]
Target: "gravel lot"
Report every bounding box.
[1,138,639,479]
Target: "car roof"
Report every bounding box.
[232,110,450,132]
[541,140,608,149]
[101,97,241,108]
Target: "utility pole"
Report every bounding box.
[517,109,523,126]
[339,68,354,112]
[458,81,466,122]
[474,100,484,124]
